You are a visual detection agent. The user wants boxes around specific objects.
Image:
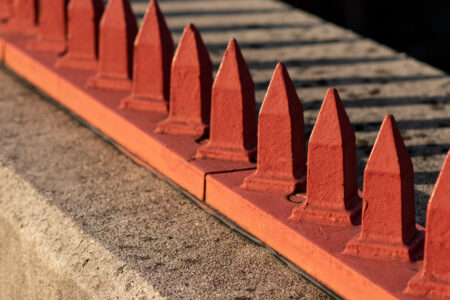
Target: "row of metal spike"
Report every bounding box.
[1,0,449,297]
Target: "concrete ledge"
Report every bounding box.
[0,165,162,299]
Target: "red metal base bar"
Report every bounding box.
[0,33,432,299]
[206,170,424,299]
[0,34,254,200]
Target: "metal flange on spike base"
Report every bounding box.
[0,0,449,298]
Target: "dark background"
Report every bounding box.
[283,0,450,73]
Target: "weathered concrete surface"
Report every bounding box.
[0,166,161,300]
[0,0,449,298]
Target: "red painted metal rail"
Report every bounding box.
[0,0,449,298]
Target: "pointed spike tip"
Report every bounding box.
[379,114,404,144]
[224,39,237,56]
[272,62,289,81]
[384,114,395,127]
[148,0,157,17]
[309,87,354,144]
[369,113,412,174]
[325,87,339,100]
[174,22,211,70]
[273,62,293,85]
[186,23,196,32]
[150,0,165,20]
[226,38,238,53]
[136,0,172,46]
[320,88,342,117]
[261,62,300,116]
[276,61,285,70]
[212,38,252,90]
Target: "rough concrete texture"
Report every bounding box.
[0,166,161,299]
[1,0,449,298]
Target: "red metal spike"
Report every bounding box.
[87,0,137,90]
[55,0,104,70]
[290,88,361,225]
[242,62,306,194]
[155,23,212,137]
[344,114,424,261]
[0,0,38,35]
[0,0,11,21]
[120,0,174,113]
[27,0,67,53]
[195,39,257,162]
[406,150,450,297]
